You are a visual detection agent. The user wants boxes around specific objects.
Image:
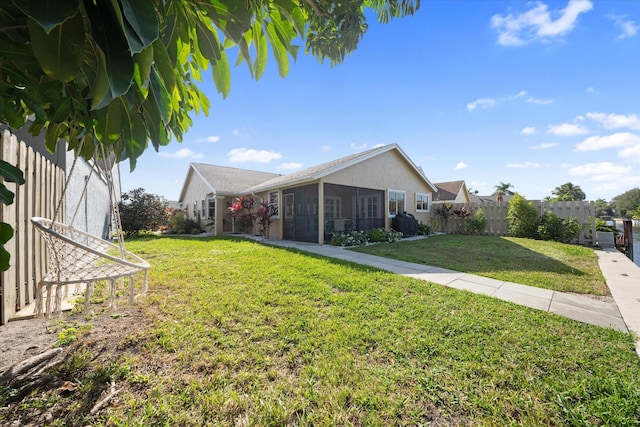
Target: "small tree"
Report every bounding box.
[507,194,538,238]
[256,202,275,238]
[119,188,168,236]
[467,208,487,234]
[550,182,586,201]
[228,196,257,234]
[433,203,453,232]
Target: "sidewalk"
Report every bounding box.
[264,238,639,355]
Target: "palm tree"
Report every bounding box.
[493,182,514,202]
[552,182,586,201]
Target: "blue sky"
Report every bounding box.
[120,0,640,202]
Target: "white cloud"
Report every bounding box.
[530,142,558,150]
[608,14,639,40]
[454,162,468,170]
[513,90,527,98]
[586,87,596,94]
[586,112,640,130]
[507,161,541,169]
[526,97,553,105]
[467,98,496,111]
[521,126,537,135]
[158,148,204,159]
[196,135,220,143]
[548,123,589,136]
[278,162,303,170]
[350,143,367,150]
[574,132,640,152]
[619,144,640,161]
[321,145,331,152]
[491,0,593,46]
[569,162,632,181]
[227,148,282,163]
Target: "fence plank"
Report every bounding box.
[433,199,595,244]
[1,133,19,323]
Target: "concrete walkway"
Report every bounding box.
[264,238,640,355]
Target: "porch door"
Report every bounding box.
[283,193,295,240]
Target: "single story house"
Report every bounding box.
[178,144,437,244]
[432,180,470,205]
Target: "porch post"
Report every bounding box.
[214,195,225,235]
[318,180,324,244]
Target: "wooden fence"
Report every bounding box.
[434,200,596,245]
[1,129,64,324]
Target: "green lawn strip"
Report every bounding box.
[71,236,640,426]
[351,234,609,295]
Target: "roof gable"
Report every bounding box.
[247,144,437,193]
[433,180,468,202]
[179,163,280,201]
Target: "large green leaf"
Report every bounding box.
[13,0,80,33]
[252,25,268,80]
[132,45,154,99]
[0,219,14,271]
[86,42,111,109]
[86,2,134,98]
[94,98,125,144]
[27,12,85,82]
[211,49,231,98]
[0,159,25,185]
[0,247,10,272]
[120,0,159,50]
[149,68,172,125]
[0,222,14,244]
[263,21,290,78]
[151,39,176,96]
[0,185,15,205]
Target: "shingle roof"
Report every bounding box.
[246,144,437,193]
[189,163,281,196]
[433,180,465,201]
[180,144,437,200]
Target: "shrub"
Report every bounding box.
[467,208,487,234]
[330,230,368,247]
[537,212,584,243]
[167,209,202,234]
[418,223,432,236]
[507,194,538,238]
[595,218,618,234]
[119,188,169,236]
[366,228,403,243]
[433,203,453,232]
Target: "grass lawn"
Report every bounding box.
[2,236,638,426]
[352,234,610,296]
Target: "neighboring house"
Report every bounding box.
[469,193,514,204]
[432,180,470,204]
[178,144,437,244]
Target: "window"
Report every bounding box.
[201,199,206,218]
[359,196,379,218]
[207,198,216,219]
[325,197,341,218]
[192,201,197,218]
[387,190,405,217]
[268,191,279,218]
[416,193,430,212]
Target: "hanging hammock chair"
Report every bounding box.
[31,143,150,318]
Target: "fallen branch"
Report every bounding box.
[90,380,121,415]
[6,374,58,404]
[0,348,62,386]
